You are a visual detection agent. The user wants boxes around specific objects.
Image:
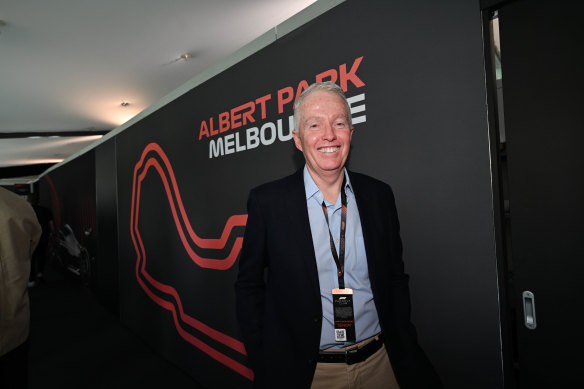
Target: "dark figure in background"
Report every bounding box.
[235,82,442,388]
[0,187,41,389]
[27,194,54,286]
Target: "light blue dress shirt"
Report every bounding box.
[303,167,382,350]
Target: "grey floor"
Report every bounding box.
[27,270,204,389]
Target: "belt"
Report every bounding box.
[317,333,384,365]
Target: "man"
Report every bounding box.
[0,187,41,388]
[235,82,441,388]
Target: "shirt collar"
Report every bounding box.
[303,166,354,201]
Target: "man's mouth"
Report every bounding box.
[318,147,339,153]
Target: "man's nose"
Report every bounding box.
[322,123,336,140]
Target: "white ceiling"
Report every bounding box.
[0,0,318,183]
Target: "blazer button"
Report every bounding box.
[313,316,321,323]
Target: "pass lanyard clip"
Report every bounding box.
[321,175,348,289]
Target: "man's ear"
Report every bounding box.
[292,130,303,151]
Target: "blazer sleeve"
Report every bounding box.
[0,194,41,356]
[384,185,444,389]
[234,188,267,378]
[351,174,443,388]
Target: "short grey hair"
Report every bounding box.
[293,81,352,131]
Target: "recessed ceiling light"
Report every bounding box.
[180,53,193,61]
[165,52,196,65]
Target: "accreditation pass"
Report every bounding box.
[332,288,356,342]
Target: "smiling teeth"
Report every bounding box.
[319,147,339,153]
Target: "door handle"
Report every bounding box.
[522,291,537,330]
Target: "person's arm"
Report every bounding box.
[234,189,267,380]
[0,201,41,355]
[383,184,443,388]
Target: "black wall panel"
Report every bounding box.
[40,150,96,256]
[103,0,503,387]
[95,139,120,315]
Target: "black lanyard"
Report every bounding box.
[321,175,348,289]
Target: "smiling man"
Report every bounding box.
[235,82,441,389]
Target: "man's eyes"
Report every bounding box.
[304,120,348,130]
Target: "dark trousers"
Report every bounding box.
[0,340,29,389]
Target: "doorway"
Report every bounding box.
[484,0,584,387]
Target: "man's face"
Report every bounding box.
[293,90,354,183]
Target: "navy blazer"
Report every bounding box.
[235,169,441,388]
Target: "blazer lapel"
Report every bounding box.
[349,171,380,288]
[283,169,321,298]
